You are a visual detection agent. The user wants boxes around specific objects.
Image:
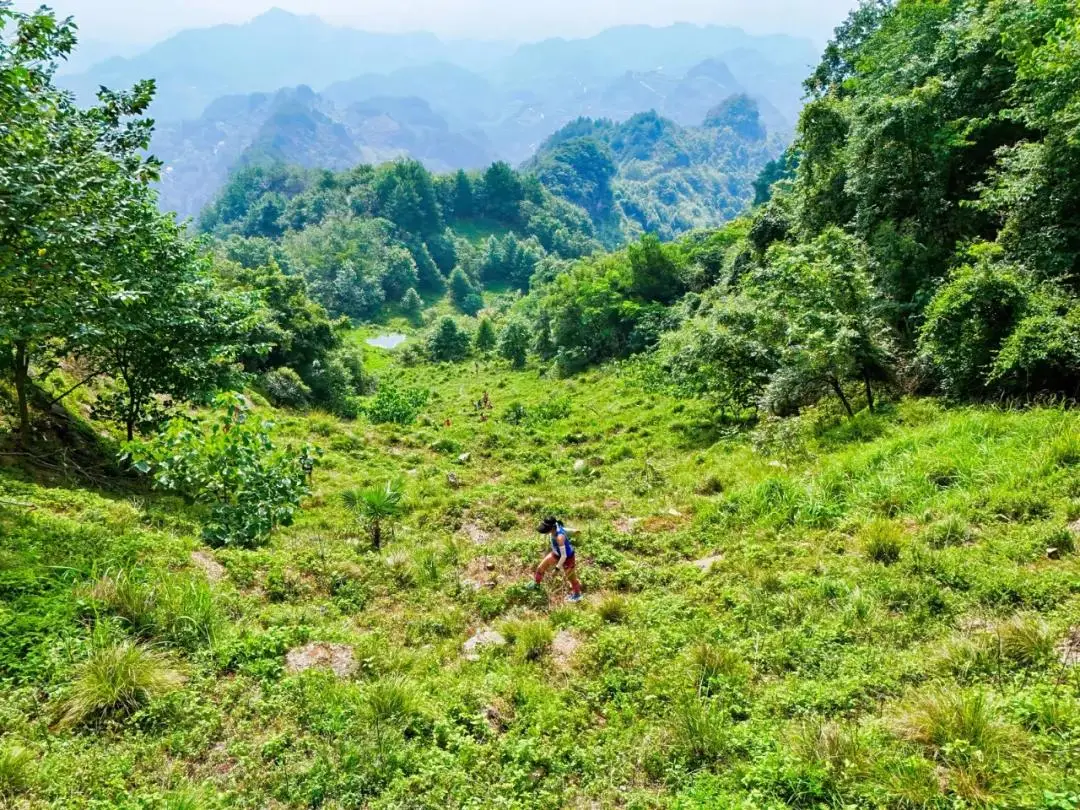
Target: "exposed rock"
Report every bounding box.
[191,549,225,583]
[447,472,461,488]
[1058,627,1080,667]
[551,630,581,671]
[458,453,471,464]
[1047,547,1061,560]
[463,628,507,661]
[285,642,357,678]
[573,459,587,474]
[463,522,491,545]
[614,517,641,535]
[692,554,724,572]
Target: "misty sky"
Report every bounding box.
[19,0,858,47]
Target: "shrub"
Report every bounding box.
[861,520,903,565]
[262,367,312,409]
[57,641,184,728]
[427,317,471,362]
[498,320,532,369]
[401,287,424,324]
[475,318,497,353]
[363,385,429,425]
[0,744,34,798]
[129,394,313,548]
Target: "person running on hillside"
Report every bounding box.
[532,516,582,602]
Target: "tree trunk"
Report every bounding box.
[863,371,875,413]
[372,521,381,552]
[13,342,31,446]
[830,377,855,419]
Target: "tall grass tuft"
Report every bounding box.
[365,676,422,727]
[861,520,903,565]
[596,594,628,623]
[0,744,34,798]
[501,618,553,662]
[57,641,184,728]
[690,643,748,696]
[671,697,729,766]
[792,719,867,775]
[996,614,1055,668]
[894,688,1011,771]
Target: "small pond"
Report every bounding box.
[366,333,408,350]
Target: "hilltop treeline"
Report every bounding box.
[200,160,599,320]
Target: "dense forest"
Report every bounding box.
[2,2,1080,808]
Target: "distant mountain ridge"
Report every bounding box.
[62,10,814,221]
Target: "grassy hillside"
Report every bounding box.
[1,348,1078,809]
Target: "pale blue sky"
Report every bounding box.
[20,0,858,48]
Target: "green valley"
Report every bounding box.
[3,1,1080,809]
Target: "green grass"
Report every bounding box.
[1,359,1079,807]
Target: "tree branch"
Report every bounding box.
[46,367,106,407]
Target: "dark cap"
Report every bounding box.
[536,516,557,533]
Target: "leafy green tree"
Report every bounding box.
[218,258,345,375]
[448,267,483,316]
[375,159,442,238]
[479,161,524,224]
[653,296,774,416]
[498,321,531,369]
[128,394,313,548]
[532,137,616,222]
[86,219,255,440]
[381,246,419,302]
[752,228,893,417]
[0,6,162,444]
[628,235,686,304]
[343,480,404,551]
[452,170,474,219]
[475,319,497,353]
[401,288,424,324]
[427,317,471,363]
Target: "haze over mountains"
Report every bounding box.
[60,8,816,220]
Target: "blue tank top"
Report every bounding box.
[551,524,574,558]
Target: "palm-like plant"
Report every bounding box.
[343,479,404,551]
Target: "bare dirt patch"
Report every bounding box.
[285,643,357,678]
[463,522,492,545]
[191,549,226,583]
[551,630,582,672]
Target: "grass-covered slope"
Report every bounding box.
[1,357,1079,808]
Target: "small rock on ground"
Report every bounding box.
[463,629,507,661]
[285,643,357,678]
[692,554,724,572]
[191,550,225,583]
[1058,626,1080,667]
[551,630,581,671]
